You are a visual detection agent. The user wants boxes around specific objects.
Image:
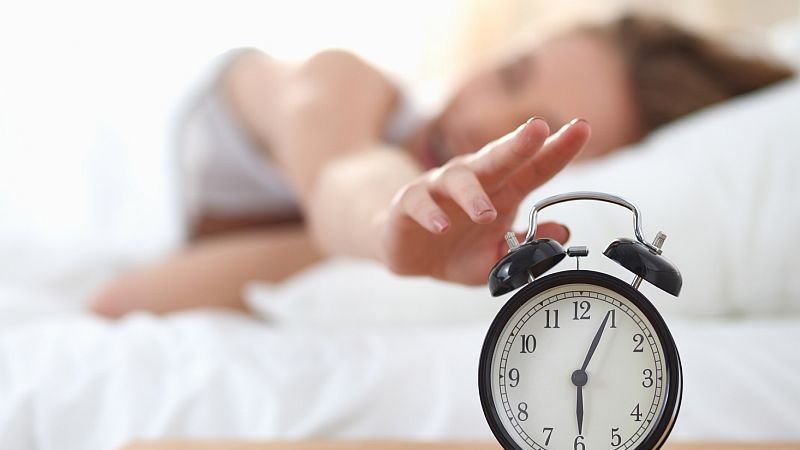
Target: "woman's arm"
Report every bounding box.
[226,49,400,200]
[92,51,404,317]
[92,225,320,318]
[241,49,592,281]
[307,118,592,284]
[92,50,401,318]
[246,50,592,279]
[92,52,589,318]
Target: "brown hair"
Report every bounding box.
[594,15,795,132]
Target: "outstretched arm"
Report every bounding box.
[92,53,589,318]
[229,50,591,283]
[307,117,591,284]
[92,50,397,318]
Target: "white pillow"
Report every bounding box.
[525,78,800,319]
[247,78,800,326]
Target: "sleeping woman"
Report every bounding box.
[91,15,793,317]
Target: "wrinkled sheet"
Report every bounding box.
[0,299,799,450]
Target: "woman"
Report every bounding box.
[92,15,793,317]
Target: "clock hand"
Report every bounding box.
[576,385,584,435]
[581,310,612,371]
[571,370,588,434]
[571,310,610,435]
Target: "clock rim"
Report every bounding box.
[478,270,682,450]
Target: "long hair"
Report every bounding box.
[595,15,795,132]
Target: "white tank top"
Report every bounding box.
[179,65,427,222]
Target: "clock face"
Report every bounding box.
[480,271,680,450]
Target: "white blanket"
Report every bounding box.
[1,305,799,450]
[1,73,799,450]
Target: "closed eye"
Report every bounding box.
[498,53,535,94]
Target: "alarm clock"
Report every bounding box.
[479,191,682,450]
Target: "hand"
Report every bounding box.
[377,117,591,284]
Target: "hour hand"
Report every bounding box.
[576,385,584,435]
[572,369,588,434]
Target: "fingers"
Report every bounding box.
[433,165,497,224]
[398,184,450,234]
[396,118,590,235]
[505,222,570,250]
[469,117,551,189]
[509,119,591,196]
[535,221,570,244]
[398,163,498,235]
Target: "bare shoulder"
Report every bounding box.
[302,49,376,77]
[298,49,398,101]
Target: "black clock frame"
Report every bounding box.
[479,270,682,450]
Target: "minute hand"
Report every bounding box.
[581,311,612,371]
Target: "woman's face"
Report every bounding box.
[410,31,643,167]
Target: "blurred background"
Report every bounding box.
[0,2,799,448]
[0,0,798,292]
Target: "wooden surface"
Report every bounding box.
[121,440,800,450]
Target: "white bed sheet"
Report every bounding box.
[0,300,798,450]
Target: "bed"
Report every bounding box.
[1,38,799,450]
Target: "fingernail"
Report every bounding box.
[514,117,545,141]
[431,216,449,233]
[517,117,543,131]
[473,198,496,217]
[556,118,584,136]
[527,116,546,125]
[526,116,546,130]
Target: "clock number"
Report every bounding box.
[611,427,621,447]
[545,309,560,328]
[632,333,645,352]
[572,300,591,320]
[508,368,520,387]
[517,402,529,421]
[630,403,643,422]
[542,427,554,446]
[520,334,537,354]
[573,435,585,450]
[642,368,654,388]
[609,309,617,328]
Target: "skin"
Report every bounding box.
[92,30,638,318]
[375,118,589,284]
[406,30,642,166]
